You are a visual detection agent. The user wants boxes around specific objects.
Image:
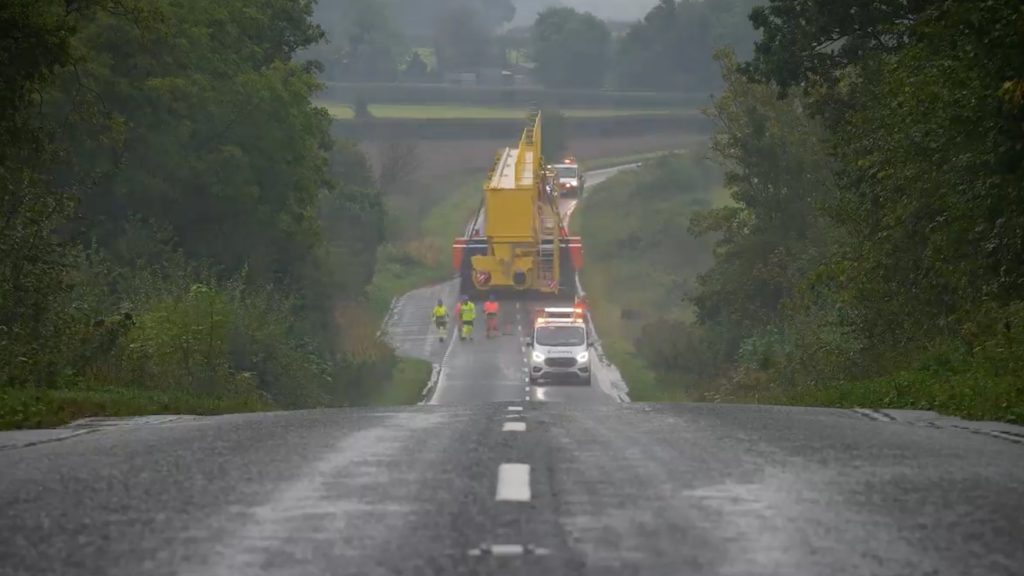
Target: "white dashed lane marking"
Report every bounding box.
[507,406,523,412]
[502,422,526,432]
[468,544,551,557]
[495,463,531,502]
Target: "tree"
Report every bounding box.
[48,0,333,287]
[530,8,611,89]
[402,50,429,79]
[433,5,493,72]
[691,51,836,355]
[611,0,764,92]
[540,109,568,161]
[745,0,934,97]
[689,1,1024,403]
[0,0,121,386]
[375,137,420,197]
[317,0,403,81]
[823,0,1024,340]
[387,0,515,35]
[1,0,393,408]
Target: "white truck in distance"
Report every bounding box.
[548,157,584,198]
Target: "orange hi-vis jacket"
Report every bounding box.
[483,301,500,315]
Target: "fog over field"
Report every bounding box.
[512,0,655,24]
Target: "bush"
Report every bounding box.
[51,248,382,412]
[353,94,373,119]
[70,270,340,408]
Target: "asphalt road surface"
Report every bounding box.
[2,405,1023,575]
[3,164,1024,575]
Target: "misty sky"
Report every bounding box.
[511,0,656,25]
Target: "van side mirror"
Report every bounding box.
[526,338,534,347]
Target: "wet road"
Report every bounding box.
[4,163,1024,575]
[2,404,1023,575]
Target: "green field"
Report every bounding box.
[320,102,680,120]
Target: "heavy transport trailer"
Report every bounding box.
[452,110,584,299]
[453,236,584,297]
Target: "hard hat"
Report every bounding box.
[462,295,469,302]
[437,299,443,306]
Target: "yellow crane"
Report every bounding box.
[452,110,583,297]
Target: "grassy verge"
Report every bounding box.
[577,152,722,402]
[319,102,681,120]
[0,356,435,429]
[0,386,272,430]
[368,175,482,316]
[777,371,1024,423]
[367,357,434,406]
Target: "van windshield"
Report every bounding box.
[553,165,577,179]
[536,325,586,347]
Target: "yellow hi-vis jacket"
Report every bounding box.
[459,301,476,322]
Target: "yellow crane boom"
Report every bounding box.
[453,111,583,297]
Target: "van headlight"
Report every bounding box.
[532,351,546,363]
[576,351,589,364]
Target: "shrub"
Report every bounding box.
[353,94,373,119]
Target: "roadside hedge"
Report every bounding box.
[320,82,706,109]
[331,113,712,141]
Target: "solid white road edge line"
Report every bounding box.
[495,463,531,502]
[425,307,460,405]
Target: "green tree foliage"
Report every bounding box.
[312,0,404,81]
[403,51,430,79]
[691,51,835,356]
[677,1,1024,421]
[0,0,95,387]
[540,109,568,162]
[52,0,342,287]
[433,4,496,72]
[612,0,764,92]
[530,8,611,89]
[387,0,515,36]
[827,1,1024,345]
[1,0,390,422]
[310,0,515,77]
[745,0,934,97]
